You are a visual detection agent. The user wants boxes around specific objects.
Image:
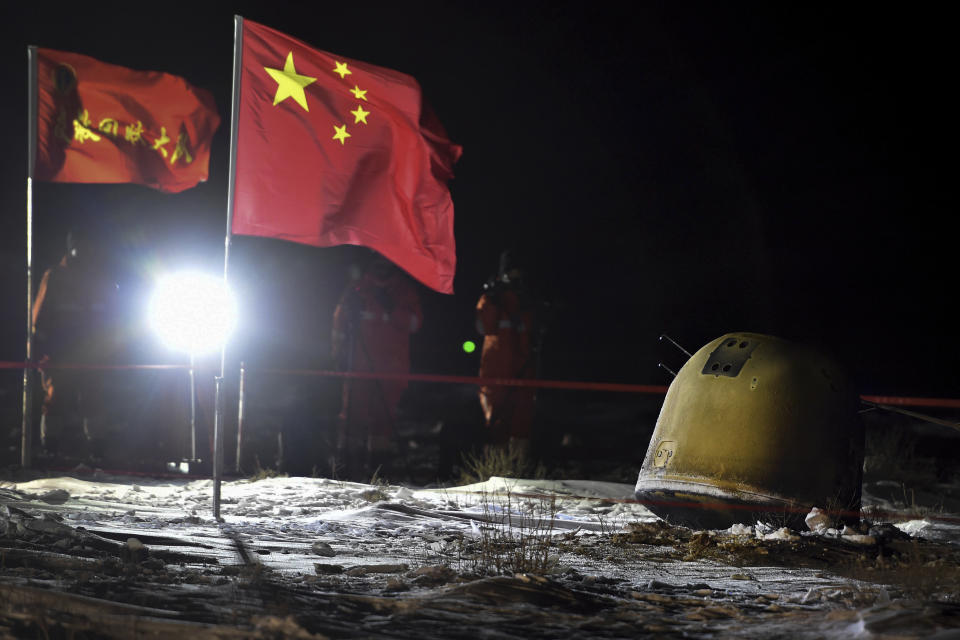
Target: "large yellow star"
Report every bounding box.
[332,124,351,145]
[264,52,316,111]
[350,105,370,124]
[350,85,368,101]
[333,61,352,79]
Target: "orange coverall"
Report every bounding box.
[476,286,537,444]
[32,253,122,451]
[332,267,422,458]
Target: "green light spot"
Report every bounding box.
[462,340,476,354]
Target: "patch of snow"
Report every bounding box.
[843,616,867,636]
[762,527,800,542]
[804,507,831,532]
[894,519,929,536]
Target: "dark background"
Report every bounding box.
[0,3,956,466]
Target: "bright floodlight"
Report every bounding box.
[148,271,237,355]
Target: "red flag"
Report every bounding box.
[34,48,221,194]
[231,20,462,294]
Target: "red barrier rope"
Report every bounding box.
[259,367,671,394]
[861,394,960,409]
[3,360,960,408]
[0,361,187,371]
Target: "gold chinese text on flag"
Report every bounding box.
[34,48,221,194]
[231,19,462,294]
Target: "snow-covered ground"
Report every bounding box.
[6,474,655,572]
[3,471,959,638]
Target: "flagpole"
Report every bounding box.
[213,15,244,520]
[21,46,38,469]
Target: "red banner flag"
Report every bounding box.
[34,48,221,194]
[231,20,462,294]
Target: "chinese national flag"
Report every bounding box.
[34,48,221,194]
[231,20,462,294]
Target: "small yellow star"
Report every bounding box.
[333,61,352,79]
[350,85,368,101]
[350,105,370,124]
[264,52,316,111]
[332,124,351,145]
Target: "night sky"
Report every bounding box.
[0,2,955,400]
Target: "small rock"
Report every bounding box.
[646,579,674,591]
[345,563,409,576]
[314,563,344,575]
[384,577,409,592]
[868,523,912,543]
[121,538,148,563]
[311,541,337,557]
[24,518,72,536]
[38,489,70,505]
[410,565,456,586]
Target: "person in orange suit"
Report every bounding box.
[332,254,422,479]
[32,230,123,460]
[476,251,540,455]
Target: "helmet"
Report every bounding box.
[66,229,84,258]
[497,249,524,284]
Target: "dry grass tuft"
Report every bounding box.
[459,444,545,484]
[456,489,560,576]
[249,456,288,481]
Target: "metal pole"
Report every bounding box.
[21,180,34,469]
[213,375,225,519]
[21,46,38,468]
[214,15,244,519]
[235,361,246,473]
[189,353,197,461]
